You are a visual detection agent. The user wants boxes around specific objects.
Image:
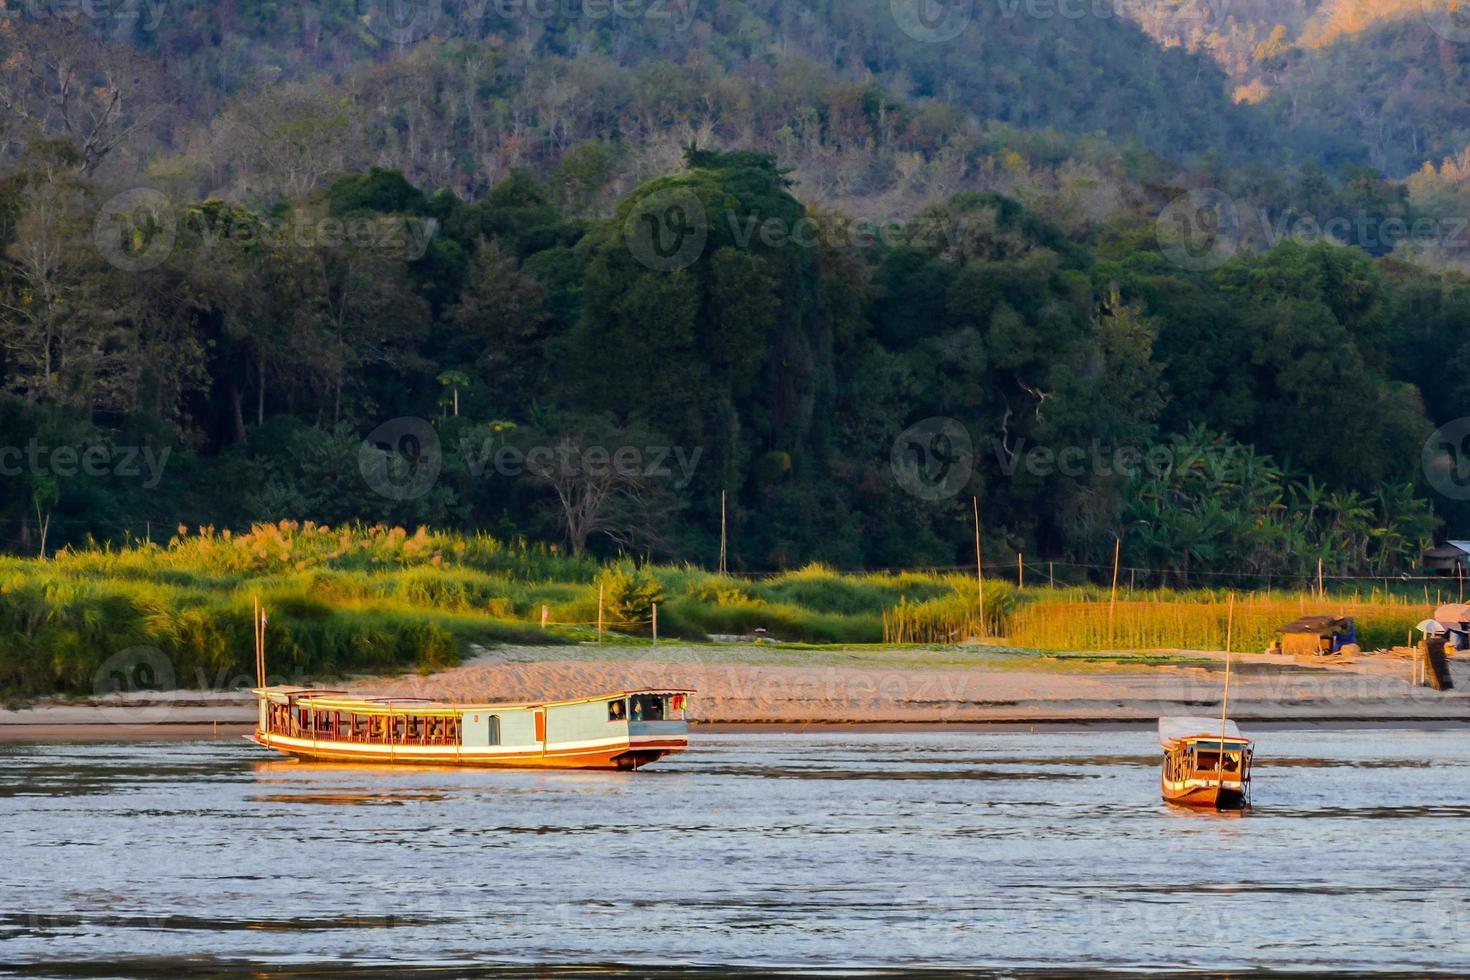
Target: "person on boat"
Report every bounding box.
[631,698,644,721]
[609,701,625,722]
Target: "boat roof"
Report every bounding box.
[1158,716,1250,748]
[253,686,695,714]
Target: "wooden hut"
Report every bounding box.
[1274,616,1358,656]
[1423,541,1470,577]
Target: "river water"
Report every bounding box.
[2,728,1468,976]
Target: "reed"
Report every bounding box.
[882,583,1020,644]
[977,592,1421,653]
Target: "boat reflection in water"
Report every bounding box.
[1159,716,1254,811]
[248,687,693,771]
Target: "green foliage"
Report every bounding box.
[597,562,663,629]
[1116,426,1440,587]
[4,102,1470,581]
[328,168,429,217]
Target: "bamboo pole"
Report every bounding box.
[541,605,549,629]
[1219,644,1233,792]
[1109,537,1122,649]
[719,490,728,575]
[597,584,605,643]
[1226,593,1235,655]
[1018,553,1024,589]
[974,497,985,638]
[652,602,659,646]
[255,597,266,690]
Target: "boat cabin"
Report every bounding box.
[251,687,693,771]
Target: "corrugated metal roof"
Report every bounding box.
[254,687,696,714]
[1159,716,1246,748]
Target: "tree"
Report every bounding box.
[445,238,549,400]
[520,416,681,558]
[285,206,431,422]
[0,178,123,408]
[0,19,171,176]
[211,84,362,199]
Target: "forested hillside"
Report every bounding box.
[3,1,1470,584]
[1133,0,1470,176]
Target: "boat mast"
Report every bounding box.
[254,596,266,690]
[1218,643,1233,791]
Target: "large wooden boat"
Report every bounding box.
[1158,716,1254,811]
[249,687,693,770]
[244,601,690,771]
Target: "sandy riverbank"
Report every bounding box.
[2,643,1467,741]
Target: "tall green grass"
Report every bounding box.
[0,524,1442,699]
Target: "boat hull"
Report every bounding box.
[250,731,688,771]
[1162,776,1250,811]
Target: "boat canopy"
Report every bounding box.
[254,686,695,715]
[1158,716,1247,748]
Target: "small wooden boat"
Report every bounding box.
[1158,716,1254,811]
[249,687,693,771]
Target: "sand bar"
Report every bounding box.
[3,645,1467,740]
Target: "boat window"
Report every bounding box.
[487,716,499,746]
[629,695,665,722]
[608,700,626,722]
[1194,750,1244,772]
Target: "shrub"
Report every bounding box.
[596,562,663,631]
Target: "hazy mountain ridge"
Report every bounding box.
[5,0,1271,207]
[1131,0,1470,174]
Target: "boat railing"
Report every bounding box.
[263,704,462,747]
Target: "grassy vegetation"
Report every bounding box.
[0,523,1445,698]
[887,583,1425,654]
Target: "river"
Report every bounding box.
[2,728,1468,976]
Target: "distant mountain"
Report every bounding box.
[5,0,1466,203]
[1130,0,1470,175]
[3,0,1274,206]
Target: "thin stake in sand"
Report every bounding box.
[973,496,985,638]
[1109,537,1122,649]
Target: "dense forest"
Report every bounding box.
[3,0,1470,583]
